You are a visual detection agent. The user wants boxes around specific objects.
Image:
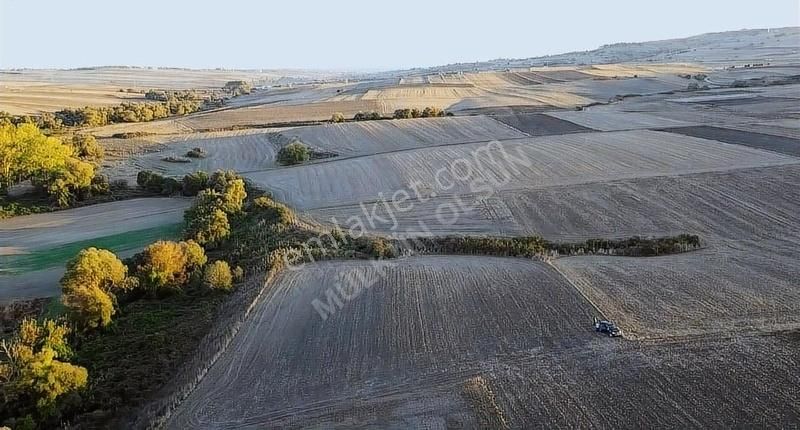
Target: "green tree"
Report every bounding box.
[277,142,311,165]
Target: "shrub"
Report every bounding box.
[421,106,445,118]
[110,179,129,190]
[353,111,382,121]
[62,285,115,329]
[60,247,128,295]
[203,260,233,291]
[135,240,207,291]
[208,171,247,213]
[90,174,110,195]
[232,265,244,281]
[186,147,207,158]
[181,171,209,196]
[70,134,104,163]
[161,177,182,195]
[330,112,345,123]
[393,108,413,119]
[0,319,88,422]
[183,188,236,247]
[277,142,311,165]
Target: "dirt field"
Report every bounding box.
[491,113,594,136]
[166,256,800,428]
[663,125,800,156]
[271,116,526,156]
[246,129,797,210]
[554,242,800,339]
[309,164,800,239]
[0,82,145,115]
[107,130,279,181]
[166,256,599,428]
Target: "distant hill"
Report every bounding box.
[361,27,799,79]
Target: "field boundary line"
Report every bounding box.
[545,259,608,322]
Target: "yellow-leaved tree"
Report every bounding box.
[0,318,87,424]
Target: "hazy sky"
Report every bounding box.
[1,0,798,70]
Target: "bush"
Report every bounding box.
[181,171,209,196]
[203,260,233,291]
[208,170,247,213]
[110,179,129,191]
[60,247,129,295]
[135,240,207,292]
[0,319,88,424]
[186,147,207,158]
[62,285,115,329]
[421,106,445,118]
[70,134,104,163]
[277,142,311,165]
[90,174,110,195]
[353,111,382,121]
[393,108,413,119]
[184,190,231,247]
[161,177,182,195]
[330,112,345,123]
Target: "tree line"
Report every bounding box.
[0,123,108,209]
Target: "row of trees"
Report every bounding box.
[329,107,453,124]
[55,98,202,128]
[393,107,452,119]
[0,123,108,207]
[1,172,249,427]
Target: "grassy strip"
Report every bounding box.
[67,288,227,427]
[0,223,183,274]
[462,376,509,430]
[404,234,702,259]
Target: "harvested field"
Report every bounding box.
[554,241,800,338]
[166,256,598,429]
[110,130,279,181]
[545,110,696,131]
[271,116,526,156]
[178,100,385,131]
[308,164,800,240]
[554,76,687,101]
[662,125,800,156]
[491,334,799,428]
[246,130,798,210]
[492,113,594,135]
[0,82,145,115]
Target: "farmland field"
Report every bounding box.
[3,23,800,430]
[0,198,190,301]
[246,129,798,210]
[308,164,800,240]
[662,125,800,156]
[166,256,800,429]
[166,256,599,428]
[271,116,527,156]
[553,242,800,338]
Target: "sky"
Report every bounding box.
[1,0,798,71]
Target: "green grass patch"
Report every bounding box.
[67,287,226,427]
[0,223,183,274]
